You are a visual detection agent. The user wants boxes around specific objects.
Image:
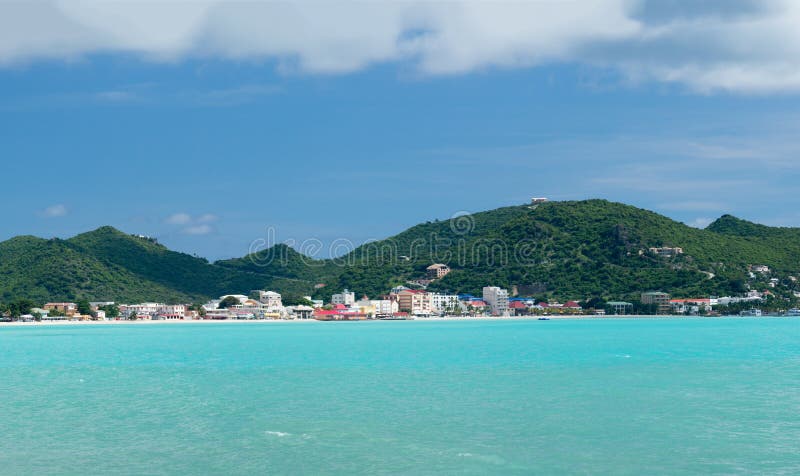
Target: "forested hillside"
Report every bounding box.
[2,200,799,305]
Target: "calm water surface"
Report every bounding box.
[1,318,799,475]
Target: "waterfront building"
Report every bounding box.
[331,289,356,306]
[606,301,633,315]
[124,303,163,317]
[509,301,529,316]
[430,293,459,315]
[370,299,398,317]
[466,299,488,315]
[43,302,77,316]
[288,305,314,319]
[255,290,283,309]
[394,289,433,316]
[159,304,186,317]
[670,299,712,315]
[483,286,509,316]
[641,291,671,314]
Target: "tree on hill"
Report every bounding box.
[76,299,93,317]
[99,304,120,318]
[189,303,207,317]
[282,292,314,306]
[7,299,36,319]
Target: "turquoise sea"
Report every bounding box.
[1,318,799,475]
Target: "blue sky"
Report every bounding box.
[2,1,800,260]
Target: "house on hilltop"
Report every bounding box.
[426,263,451,279]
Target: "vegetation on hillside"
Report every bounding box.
[2,200,799,307]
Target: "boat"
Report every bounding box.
[314,314,368,321]
[538,317,550,321]
[378,314,414,321]
[786,308,800,317]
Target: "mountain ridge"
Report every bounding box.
[2,200,799,304]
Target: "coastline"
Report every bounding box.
[0,314,791,327]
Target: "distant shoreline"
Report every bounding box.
[0,314,792,327]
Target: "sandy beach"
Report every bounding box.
[0,314,776,327]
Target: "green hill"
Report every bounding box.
[2,200,799,306]
[0,234,195,303]
[0,227,317,304]
[309,200,800,301]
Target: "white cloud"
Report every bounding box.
[196,214,218,223]
[42,203,67,217]
[179,84,283,107]
[165,212,218,235]
[2,1,800,93]
[165,213,192,225]
[94,90,139,102]
[183,224,213,236]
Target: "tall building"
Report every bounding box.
[331,289,355,306]
[394,289,433,316]
[641,291,671,314]
[482,286,509,316]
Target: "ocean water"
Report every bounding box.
[1,318,799,475]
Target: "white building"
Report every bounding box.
[159,304,185,315]
[124,303,163,317]
[483,286,509,316]
[353,298,378,318]
[288,305,314,319]
[255,290,283,309]
[331,289,355,306]
[370,299,398,316]
[430,293,460,315]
